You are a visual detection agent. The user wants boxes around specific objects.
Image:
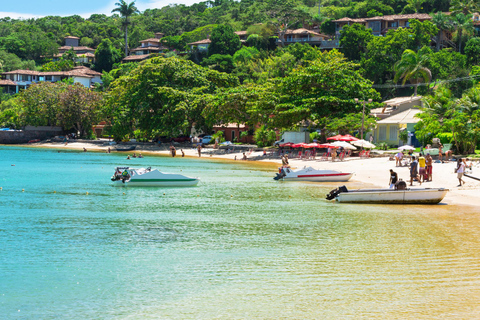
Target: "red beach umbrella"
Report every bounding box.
[338,134,359,142]
[291,143,307,148]
[326,134,344,141]
[316,143,336,148]
[279,142,294,147]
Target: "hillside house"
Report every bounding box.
[53,36,96,64]
[0,66,102,93]
[122,32,169,62]
[332,13,455,50]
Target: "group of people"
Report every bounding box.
[390,152,474,188]
[126,153,143,160]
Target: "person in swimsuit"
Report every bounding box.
[425,153,433,181]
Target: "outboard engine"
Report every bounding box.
[274,168,287,180]
[326,185,348,200]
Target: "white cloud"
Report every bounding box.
[0,11,43,19]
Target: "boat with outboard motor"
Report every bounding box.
[111,167,199,187]
[326,185,448,204]
[274,166,353,182]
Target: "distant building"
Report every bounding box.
[188,31,247,52]
[53,36,96,64]
[122,32,169,62]
[0,66,102,93]
[332,13,456,50]
[371,96,423,147]
[276,28,331,47]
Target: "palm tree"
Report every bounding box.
[394,49,432,96]
[406,0,425,13]
[431,12,454,51]
[450,0,479,15]
[112,0,139,56]
[453,13,474,53]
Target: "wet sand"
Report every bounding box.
[18,140,480,208]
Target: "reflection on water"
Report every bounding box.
[1,146,480,319]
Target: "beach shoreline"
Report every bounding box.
[9,140,480,208]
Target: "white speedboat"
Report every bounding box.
[274,166,353,182]
[326,185,448,204]
[111,167,199,187]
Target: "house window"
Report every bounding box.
[389,125,398,140]
[287,35,293,42]
[45,76,52,81]
[389,21,398,28]
[405,21,410,27]
[231,130,236,141]
[369,21,381,32]
[379,126,387,140]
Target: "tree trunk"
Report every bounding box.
[458,29,463,53]
[436,32,441,52]
[124,25,129,56]
[414,84,418,96]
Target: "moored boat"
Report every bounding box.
[326,185,448,204]
[274,166,353,182]
[115,145,136,151]
[111,167,199,187]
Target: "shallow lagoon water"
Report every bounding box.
[1,146,480,319]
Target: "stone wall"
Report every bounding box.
[0,126,64,144]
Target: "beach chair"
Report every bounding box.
[320,152,328,161]
[359,150,365,158]
[339,151,346,161]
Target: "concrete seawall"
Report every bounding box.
[0,126,63,144]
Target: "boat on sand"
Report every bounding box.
[326,185,448,204]
[274,166,353,182]
[111,167,199,187]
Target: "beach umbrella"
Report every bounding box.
[338,134,359,142]
[316,143,337,148]
[291,143,307,148]
[279,142,294,147]
[351,139,376,149]
[326,134,344,141]
[304,142,323,148]
[331,141,357,150]
[398,145,415,150]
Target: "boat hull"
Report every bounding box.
[113,179,199,187]
[336,188,448,204]
[283,172,353,182]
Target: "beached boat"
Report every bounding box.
[274,166,353,182]
[115,145,136,151]
[326,185,448,204]
[111,167,199,187]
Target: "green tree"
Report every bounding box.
[112,0,139,56]
[202,54,234,73]
[94,38,122,72]
[105,57,238,140]
[57,83,103,138]
[207,24,241,56]
[431,12,454,52]
[453,13,474,53]
[394,49,432,96]
[450,0,479,15]
[464,37,480,65]
[339,23,373,61]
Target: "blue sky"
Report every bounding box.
[0,0,201,19]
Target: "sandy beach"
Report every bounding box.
[19,139,480,208]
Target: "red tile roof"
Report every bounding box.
[58,46,95,52]
[0,79,16,85]
[122,54,152,61]
[188,39,211,45]
[365,13,432,21]
[140,38,161,43]
[64,36,80,39]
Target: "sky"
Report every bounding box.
[0,0,201,19]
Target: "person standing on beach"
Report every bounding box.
[181,149,185,157]
[438,144,443,162]
[425,153,433,181]
[409,156,421,186]
[197,144,202,157]
[389,169,398,189]
[456,158,466,186]
[170,145,176,157]
[418,153,426,183]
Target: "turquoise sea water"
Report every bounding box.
[1,146,480,319]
